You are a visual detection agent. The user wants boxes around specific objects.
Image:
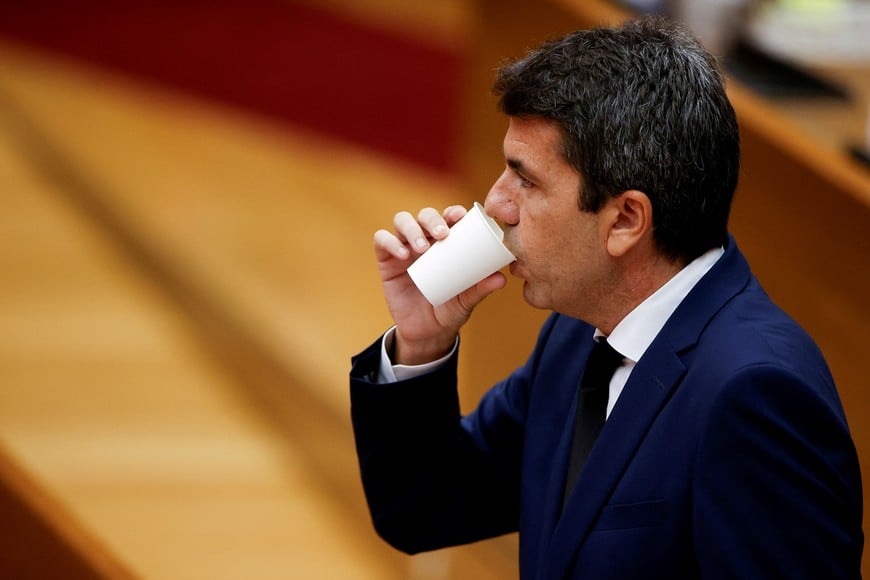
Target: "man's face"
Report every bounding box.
[484,116,611,318]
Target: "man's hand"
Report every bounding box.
[374,205,507,365]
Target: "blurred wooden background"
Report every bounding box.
[0,0,867,578]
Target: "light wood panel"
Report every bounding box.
[0,45,408,579]
[0,39,519,579]
[0,41,456,417]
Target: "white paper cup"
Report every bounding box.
[407,202,516,306]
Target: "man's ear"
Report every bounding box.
[604,189,653,257]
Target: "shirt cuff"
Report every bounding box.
[377,326,458,383]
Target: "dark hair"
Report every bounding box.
[493,17,740,264]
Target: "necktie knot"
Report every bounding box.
[585,339,624,388]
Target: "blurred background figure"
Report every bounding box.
[746,0,870,65]
[674,0,753,55]
[620,0,870,62]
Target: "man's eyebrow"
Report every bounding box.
[507,158,539,182]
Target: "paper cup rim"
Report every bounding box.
[472,202,513,255]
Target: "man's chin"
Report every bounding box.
[521,281,547,310]
[523,280,553,310]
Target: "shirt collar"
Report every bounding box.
[596,246,724,363]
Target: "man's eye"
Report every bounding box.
[518,175,533,188]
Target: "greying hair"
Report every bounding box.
[494,17,740,264]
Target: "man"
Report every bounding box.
[350,17,863,579]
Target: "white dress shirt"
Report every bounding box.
[378,246,724,418]
[599,246,723,416]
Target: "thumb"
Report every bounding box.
[436,272,508,330]
[455,271,507,312]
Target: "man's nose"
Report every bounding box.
[484,172,519,225]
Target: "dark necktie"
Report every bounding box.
[562,338,624,507]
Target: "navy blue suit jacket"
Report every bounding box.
[351,240,863,578]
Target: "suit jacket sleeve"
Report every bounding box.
[349,318,558,554]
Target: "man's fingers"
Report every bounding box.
[417,207,449,241]
[384,205,469,259]
[442,205,468,227]
[454,272,507,313]
[394,211,430,252]
[374,229,410,260]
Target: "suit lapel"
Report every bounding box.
[543,347,686,578]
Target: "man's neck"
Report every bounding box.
[593,252,684,336]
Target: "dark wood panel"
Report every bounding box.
[0,447,135,580]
